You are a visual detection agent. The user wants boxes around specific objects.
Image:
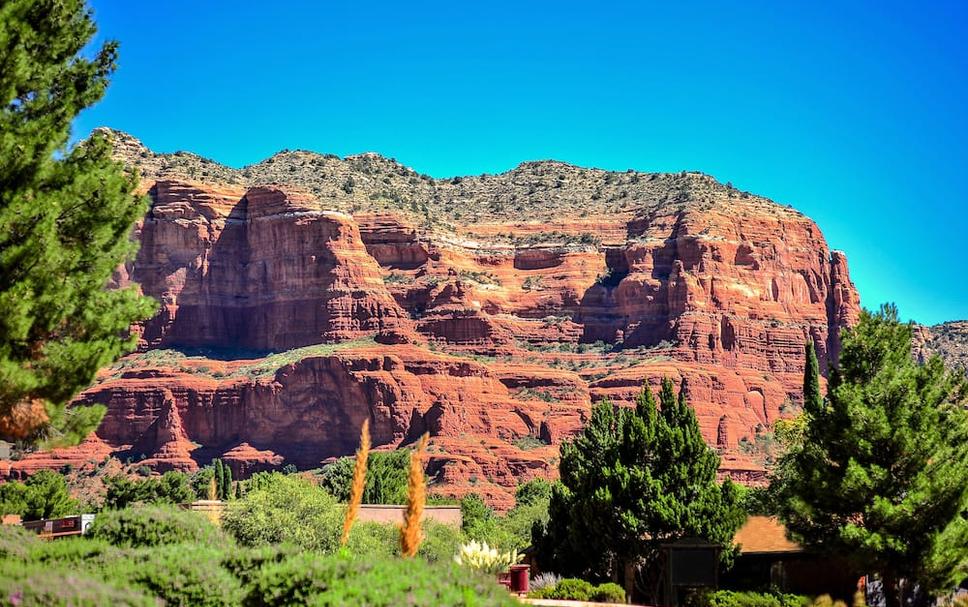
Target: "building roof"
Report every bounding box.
[734,516,803,554]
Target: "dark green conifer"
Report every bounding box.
[0,0,156,445]
[222,464,233,500]
[536,379,745,599]
[775,305,968,607]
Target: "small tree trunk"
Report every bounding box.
[624,560,635,604]
[882,572,900,607]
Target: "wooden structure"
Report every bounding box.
[722,516,860,599]
[662,537,722,607]
[182,499,227,523]
[21,514,95,539]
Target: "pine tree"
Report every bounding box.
[536,379,745,599]
[0,0,156,445]
[774,305,968,607]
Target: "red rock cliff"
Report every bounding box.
[5,134,861,504]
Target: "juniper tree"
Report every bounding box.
[535,379,745,599]
[774,305,968,607]
[0,0,156,445]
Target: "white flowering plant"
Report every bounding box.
[453,540,523,575]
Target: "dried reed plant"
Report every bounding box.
[340,419,370,546]
[400,432,429,557]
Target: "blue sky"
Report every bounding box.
[75,1,967,325]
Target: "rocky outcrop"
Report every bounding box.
[131,181,415,351]
[130,389,197,472]
[914,321,968,371]
[4,132,865,504]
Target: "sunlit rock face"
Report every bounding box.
[5,132,860,506]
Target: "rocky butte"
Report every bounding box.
[3,130,861,507]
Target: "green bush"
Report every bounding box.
[0,470,78,520]
[25,536,120,566]
[528,578,625,602]
[245,552,519,607]
[103,544,243,607]
[462,486,550,553]
[0,560,157,607]
[417,520,463,564]
[318,450,410,504]
[592,582,627,603]
[103,471,194,509]
[704,590,810,607]
[514,478,552,506]
[87,505,229,548]
[342,521,397,559]
[547,578,593,600]
[222,474,343,552]
[0,524,37,559]
[220,544,302,587]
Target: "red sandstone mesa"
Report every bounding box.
[5,133,860,505]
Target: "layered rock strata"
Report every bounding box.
[3,132,862,505]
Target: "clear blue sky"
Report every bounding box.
[75,1,967,325]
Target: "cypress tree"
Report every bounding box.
[774,305,968,607]
[234,481,242,500]
[222,464,233,501]
[0,0,156,445]
[803,340,823,415]
[218,460,228,500]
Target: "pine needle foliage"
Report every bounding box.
[774,305,968,607]
[400,432,429,557]
[0,0,157,445]
[535,379,745,590]
[341,419,370,546]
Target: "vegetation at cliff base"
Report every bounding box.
[0,0,156,445]
[0,469,78,520]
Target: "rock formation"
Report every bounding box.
[4,131,863,505]
[914,321,968,371]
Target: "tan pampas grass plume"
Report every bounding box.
[340,418,370,546]
[207,474,218,501]
[400,432,429,557]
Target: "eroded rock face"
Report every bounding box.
[4,133,863,504]
[132,182,414,351]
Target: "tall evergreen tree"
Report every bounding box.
[213,459,225,500]
[803,339,823,414]
[774,305,968,607]
[536,379,745,600]
[222,463,233,501]
[0,0,156,445]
